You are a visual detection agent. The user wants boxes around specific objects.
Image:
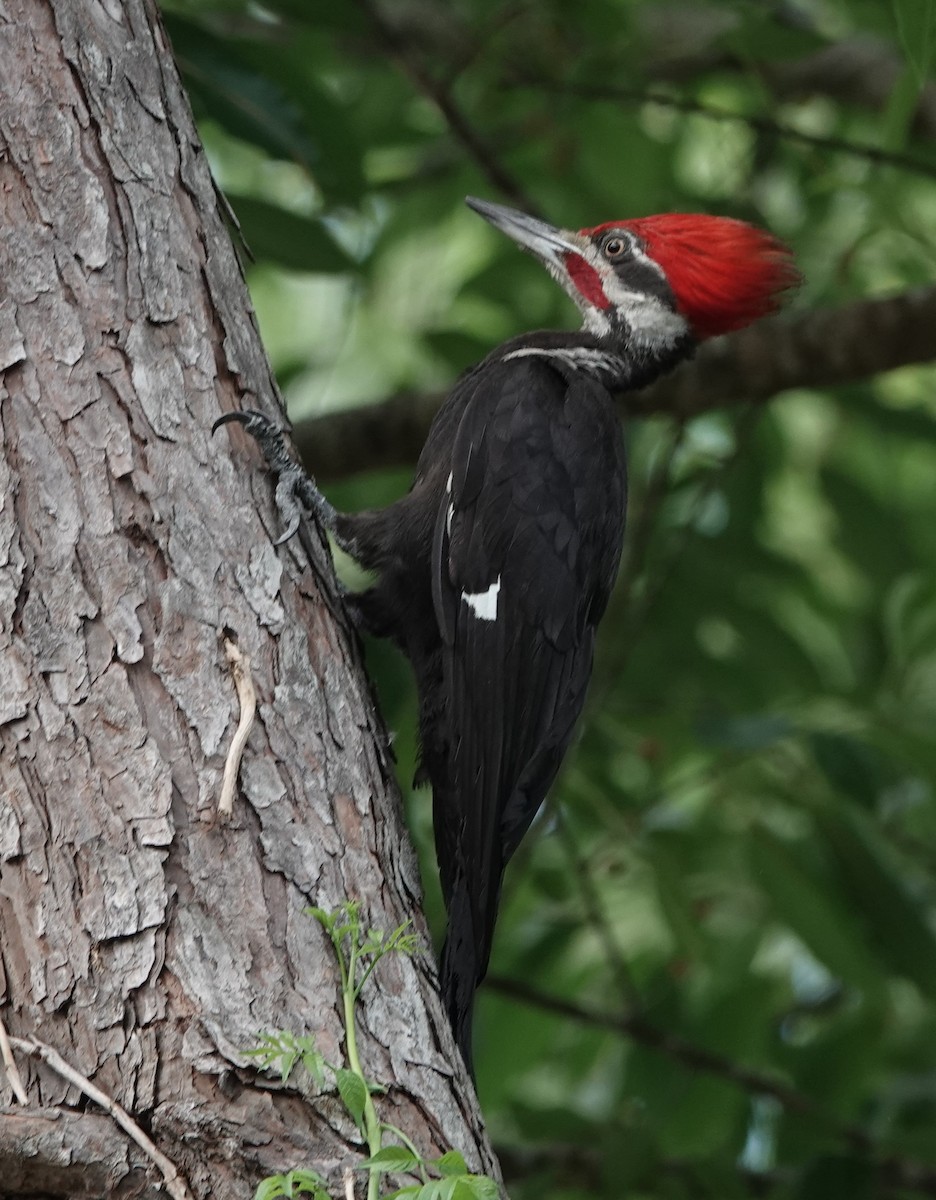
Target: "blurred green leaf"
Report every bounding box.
[797,1154,875,1200]
[228,194,356,273]
[750,826,882,992]
[167,17,323,169]
[809,732,895,810]
[817,809,936,998]
[893,0,936,86]
[695,711,793,751]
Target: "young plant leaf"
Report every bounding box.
[335,1067,368,1131]
[435,1151,468,1178]
[357,1145,421,1173]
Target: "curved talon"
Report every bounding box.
[213,406,339,548]
[212,408,277,436]
[273,472,309,545]
[274,517,302,546]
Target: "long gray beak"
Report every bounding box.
[465,196,579,262]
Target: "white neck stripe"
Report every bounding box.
[502,346,625,375]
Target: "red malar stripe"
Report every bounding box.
[564,253,611,309]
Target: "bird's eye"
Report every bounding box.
[603,236,630,261]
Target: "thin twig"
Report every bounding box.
[0,1014,28,1104]
[555,813,641,1008]
[487,976,936,1195]
[218,635,257,818]
[8,1035,195,1200]
[487,974,845,1126]
[344,1166,355,1200]
[517,76,936,181]
[354,0,537,213]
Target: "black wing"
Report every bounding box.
[431,354,627,1065]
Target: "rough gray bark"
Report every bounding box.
[0,1,496,1197]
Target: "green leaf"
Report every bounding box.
[166,18,323,172]
[817,809,936,998]
[882,64,923,149]
[299,1043,328,1089]
[893,0,936,86]
[357,1145,420,1174]
[797,1154,876,1200]
[254,1179,286,1200]
[246,1030,304,1083]
[305,906,334,931]
[165,18,365,200]
[335,1068,368,1131]
[235,35,366,201]
[253,1170,329,1200]
[750,827,882,992]
[695,710,793,751]
[435,1151,468,1178]
[227,194,356,274]
[456,1177,499,1200]
[809,732,894,809]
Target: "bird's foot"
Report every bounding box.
[213,409,338,545]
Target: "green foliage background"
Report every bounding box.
[162,0,936,1194]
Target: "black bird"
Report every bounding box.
[217,197,798,1071]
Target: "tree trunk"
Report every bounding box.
[0,1,496,1196]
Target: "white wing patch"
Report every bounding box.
[445,470,455,535]
[461,576,501,621]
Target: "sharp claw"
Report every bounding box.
[213,407,335,546]
[274,515,301,546]
[212,408,277,436]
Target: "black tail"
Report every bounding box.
[438,885,485,1076]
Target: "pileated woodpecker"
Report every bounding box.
[217,197,798,1072]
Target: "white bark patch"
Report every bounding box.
[0,298,26,369]
[461,576,501,621]
[235,541,285,632]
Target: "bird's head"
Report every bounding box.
[466,197,800,353]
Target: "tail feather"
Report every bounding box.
[439,887,484,1075]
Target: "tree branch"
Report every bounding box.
[353,0,537,214]
[516,77,936,180]
[487,976,936,1196]
[496,1140,920,1200]
[295,287,936,481]
[496,1142,788,1198]
[638,28,936,145]
[8,1037,194,1200]
[0,1106,165,1198]
[486,975,854,1131]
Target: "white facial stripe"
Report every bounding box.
[588,240,688,351]
[610,288,688,351]
[547,236,687,352]
[461,576,501,621]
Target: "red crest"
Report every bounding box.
[583,214,800,339]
